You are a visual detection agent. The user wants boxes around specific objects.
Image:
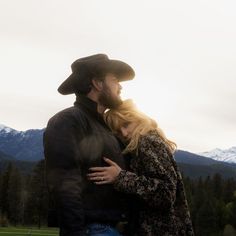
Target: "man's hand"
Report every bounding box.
[87,157,122,184]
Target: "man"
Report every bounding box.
[43,54,135,236]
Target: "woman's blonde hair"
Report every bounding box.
[104,99,177,154]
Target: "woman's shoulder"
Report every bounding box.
[138,130,172,157]
[139,130,164,147]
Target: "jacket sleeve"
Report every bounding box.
[43,114,86,236]
[113,134,178,210]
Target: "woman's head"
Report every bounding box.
[104,99,176,154]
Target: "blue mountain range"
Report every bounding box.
[0,124,236,178]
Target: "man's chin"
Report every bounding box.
[99,90,122,109]
[108,98,122,109]
[99,99,117,109]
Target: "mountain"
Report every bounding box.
[199,147,236,164]
[0,150,15,161]
[1,123,236,179]
[177,163,236,179]
[174,150,220,165]
[0,149,36,174]
[174,150,236,179]
[0,124,44,162]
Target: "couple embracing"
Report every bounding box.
[43,54,194,236]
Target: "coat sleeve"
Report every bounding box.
[43,113,86,236]
[113,134,178,210]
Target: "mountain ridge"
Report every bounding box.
[199,146,236,164]
[0,123,44,161]
[0,123,236,179]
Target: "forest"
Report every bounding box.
[0,160,236,236]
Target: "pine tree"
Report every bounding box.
[227,192,236,229]
[223,178,236,203]
[25,160,49,228]
[8,166,22,225]
[212,173,223,200]
[195,198,218,236]
[191,177,206,226]
[0,163,13,218]
[20,175,30,226]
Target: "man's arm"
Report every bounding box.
[44,114,86,236]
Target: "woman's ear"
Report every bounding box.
[91,79,103,91]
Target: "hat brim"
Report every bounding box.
[58,73,78,95]
[107,59,135,81]
[58,59,135,95]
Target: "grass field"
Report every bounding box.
[0,227,59,236]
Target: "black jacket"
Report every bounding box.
[43,95,127,236]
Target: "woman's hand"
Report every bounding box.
[87,157,122,185]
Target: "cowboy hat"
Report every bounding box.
[58,54,135,95]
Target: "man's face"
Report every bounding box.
[98,73,122,109]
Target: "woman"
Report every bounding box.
[87,99,194,236]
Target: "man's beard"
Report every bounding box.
[98,85,122,109]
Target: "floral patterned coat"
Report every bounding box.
[114,130,194,236]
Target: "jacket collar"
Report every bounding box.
[74,94,107,126]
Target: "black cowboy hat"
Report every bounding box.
[58,54,135,95]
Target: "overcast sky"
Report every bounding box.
[0,0,235,153]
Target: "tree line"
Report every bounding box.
[183,173,236,235]
[0,160,48,228]
[0,160,236,236]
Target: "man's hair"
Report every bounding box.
[76,72,106,95]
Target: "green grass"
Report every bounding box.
[0,227,59,236]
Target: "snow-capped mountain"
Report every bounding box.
[1,122,236,169]
[0,124,44,161]
[199,147,236,164]
[0,124,19,135]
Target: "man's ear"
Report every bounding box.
[91,79,103,91]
